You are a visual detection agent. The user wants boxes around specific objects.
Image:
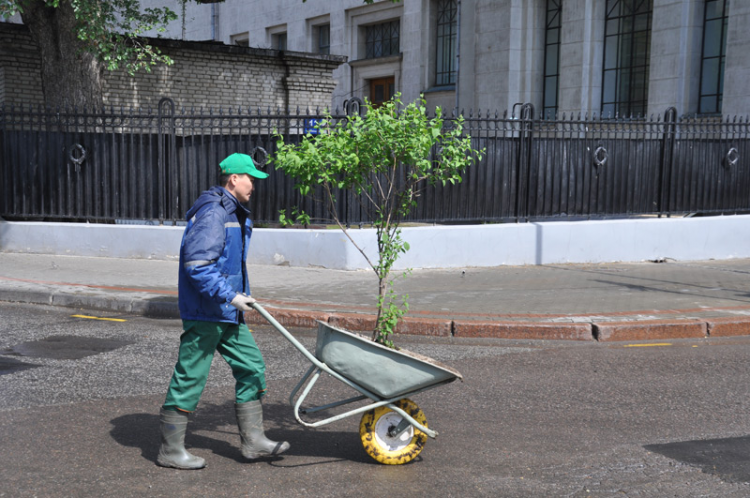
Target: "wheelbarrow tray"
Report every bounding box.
[314,321,462,399]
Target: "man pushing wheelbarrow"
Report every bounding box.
[157,153,289,470]
[157,151,462,469]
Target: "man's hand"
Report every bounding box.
[230,294,257,311]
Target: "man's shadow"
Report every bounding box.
[110,400,372,466]
[645,435,750,483]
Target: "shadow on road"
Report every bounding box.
[109,400,373,466]
[645,435,750,484]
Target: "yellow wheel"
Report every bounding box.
[359,398,428,465]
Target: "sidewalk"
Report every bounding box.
[2,252,750,342]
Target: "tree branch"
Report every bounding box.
[323,182,377,273]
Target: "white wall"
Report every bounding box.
[3,216,750,270]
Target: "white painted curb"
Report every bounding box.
[2,215,750,270]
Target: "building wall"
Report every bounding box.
[0,24,43,104]
[647,0,703,116]
[722,1,750,116]
[0,23,345,110]
[142,0,749,116]
[558,0,605,117]
[141,0,452,113]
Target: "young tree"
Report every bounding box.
[273,95,483,347]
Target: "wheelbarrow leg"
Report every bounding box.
[289,365,317,406]
[292,367,323,427]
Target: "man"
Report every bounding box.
[157,152,289,470]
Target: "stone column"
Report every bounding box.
[722,0,750,117]
[558,0,604,117]
[648,0,703,117]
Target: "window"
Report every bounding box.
[601,0,652,117]
[365,20,400,59]
[435,0,457,86]
[317,24,331,55]
[542,0,562,119]
[273,32,287,51]
[699,0,729,114]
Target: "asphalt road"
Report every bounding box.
[2,302,750,497]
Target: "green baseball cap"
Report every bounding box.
[219,153,269,179]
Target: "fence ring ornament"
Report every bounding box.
[344,97,364,117]
[158,97,175,117]
[593,146,608,168]
[252,146,268,168]
[69,144,86,168]
[726,147,739,168]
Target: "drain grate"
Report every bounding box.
[2,335,135,360]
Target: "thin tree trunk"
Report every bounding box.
[373,276,387,341]
[21,0,104,108]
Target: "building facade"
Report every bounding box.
[143,0,750,117]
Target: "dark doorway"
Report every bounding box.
[369,77,395,107]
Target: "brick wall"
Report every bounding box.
[0,23,345,111]
[0,24,43,104]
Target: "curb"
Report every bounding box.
[592,320,707,342]
[0,287,179,319]
[244,309,750,342]
[452,321,593,341]
[3,287,750,342]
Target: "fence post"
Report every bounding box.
[158,97,176,222]
[658,107,677,216]
[515,103,535,221]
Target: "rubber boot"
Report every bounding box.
[235,400,290,460]
[156,408,206,470]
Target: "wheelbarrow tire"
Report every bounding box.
[359,398,428,465]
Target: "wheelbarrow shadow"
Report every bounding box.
[645,435,750,484]
[109,400,375,466]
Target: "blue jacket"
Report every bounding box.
[178,186,252,323]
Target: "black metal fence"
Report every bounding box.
[2,98,749,225]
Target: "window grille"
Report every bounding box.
[435,0,457,86]
[601,0,652,117]
[699,0,729,114]
[274,33,287,51]
[365,20,400,59]
[318,24,331,55]
[542,0,562,119]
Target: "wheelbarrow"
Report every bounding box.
[252,302,463,465]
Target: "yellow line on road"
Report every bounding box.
[623,343,673,347]
[71,314,127,322]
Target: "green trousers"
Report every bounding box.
[163,320,267,412]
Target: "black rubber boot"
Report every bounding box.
[156,408,206,470]
[235,400,290,460]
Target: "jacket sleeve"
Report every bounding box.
[181,206,238,304]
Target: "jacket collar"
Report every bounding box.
[216,186,251,217]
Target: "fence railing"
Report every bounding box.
[1,99,749,225]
